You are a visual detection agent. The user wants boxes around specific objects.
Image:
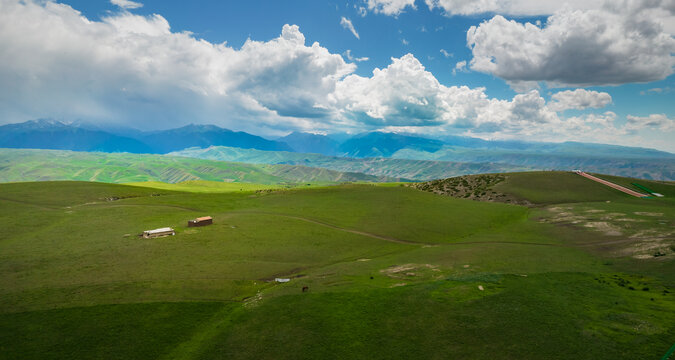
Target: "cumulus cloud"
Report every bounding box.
[332,54,560,134]
[366,0,417,16]
[340,17,360,39]
[440,49,453,58]
[466,1,675,88]
[110,0,143,10]
[0,1,670,149]
[548,89,612,112]
[331,54,636,144]
[0,1,354,132]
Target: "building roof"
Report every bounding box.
[144,227,174,234]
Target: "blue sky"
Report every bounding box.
[0,0,673,150]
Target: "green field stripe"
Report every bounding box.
[662,342,675,360]
[631,182,656,194]
[160,303,242,360]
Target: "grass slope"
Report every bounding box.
[1,174,674,359]
[0,148,398,184]
[126,180,317,193]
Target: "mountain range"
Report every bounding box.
[0,120,290,154]
[3,119,672,158]
[170,146,675,181]
[0,148,399,184]
[1,119,674,180]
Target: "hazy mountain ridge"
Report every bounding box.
[0,148,400,184]
[1,120,673,181]
[338,132,445,158]
[139,124,292,153]
[278,132,340,156]
[392,148,675,180]
[172,145,675,181]
[170,146,534,181]
[1,120,672,161]
[0,119,153,153]
[0,120,291,154]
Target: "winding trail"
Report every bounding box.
[231,210,421,245]
[228,210,566,248]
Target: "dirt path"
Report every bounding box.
[576,171,648,198]
[72,202,200,212]
[228,210,567,248]
[232,210,422,245]
[0,196,59,210]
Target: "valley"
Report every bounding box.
[1,172,673,359]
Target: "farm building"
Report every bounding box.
[188,216,213,227]
[143,227,175,238]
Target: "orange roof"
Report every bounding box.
[195,216,212,222]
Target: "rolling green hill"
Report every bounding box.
[1,173,673,359]
[0,148,400,184]
[170,146,533,181]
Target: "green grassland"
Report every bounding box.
[1,172,674,359]
[126,180,326,193]
[0,148,399,184]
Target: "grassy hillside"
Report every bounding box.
[0,148,399,184]
[1,174,674,359]
[170,146,532,181]
[126,180,318,193]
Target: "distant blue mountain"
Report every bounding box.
[141,124,292,153]
[338,132,445,158]
[0,119,153,153]
[279,132,339,156]
[434,135,674,158]
[0,120,291,154]
[1,120,672,162]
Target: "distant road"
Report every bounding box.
[575,171,648,198]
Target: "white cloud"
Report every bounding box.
[640,86,671,95]
[0,1,354,132]
[548,89,612,112]
[625,114,675,132]
[0,1,671,150]
[425,0,502,16]
[370,0,675,34]
[439,49,453,58]
[110,0,143,10]
[452,60,467,75]
[344,50,369,62]
[424,0,602,16]
[402,38,409,45]
[331,53,649,146]
[466,2,675,88]
[357,6,367,17]
[332,54,557,133]
[367,0,417,16]
[340,17,360,39]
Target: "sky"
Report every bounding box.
[0,0,674,151]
